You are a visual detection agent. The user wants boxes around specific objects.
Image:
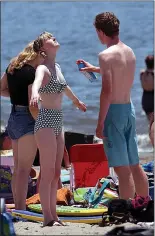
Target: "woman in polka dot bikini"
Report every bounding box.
[30,32,86,227]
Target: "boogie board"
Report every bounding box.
[28,204,107,216]
[11,210,102,224]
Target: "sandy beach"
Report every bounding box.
[13,153,154,235]
[14,221,143,235]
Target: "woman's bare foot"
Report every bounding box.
[55,220,66,226]
[44,220,65,227]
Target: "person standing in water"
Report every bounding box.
[140,55,154,121]
[30,32,86,227]
[77,12,149,203]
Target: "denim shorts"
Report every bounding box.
[7,105,35,140]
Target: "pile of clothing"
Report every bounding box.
[99,195,154,235]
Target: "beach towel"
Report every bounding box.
[26,187,73,206]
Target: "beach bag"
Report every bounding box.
[0,166,13,203]
[131,199,154,222]
[0,166,12,194]
[107,199,132,216]
[0,165,36,202]
[105,197,154,223]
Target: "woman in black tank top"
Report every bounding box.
[0,41,45,210]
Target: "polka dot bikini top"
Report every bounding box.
[39,64,68,94]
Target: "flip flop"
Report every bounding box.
[45,220,66,227]
[55,220,66,226]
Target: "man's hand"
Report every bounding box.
[96,123,104,139]
[76,59,100,73]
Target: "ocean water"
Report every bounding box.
[1,1,154,153]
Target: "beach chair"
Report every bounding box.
[69,143,109,190]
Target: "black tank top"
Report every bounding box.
[6,64,35,106]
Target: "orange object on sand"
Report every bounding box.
[69,144,109,189]
[57,187,73,206]
[26,188,73,206]
[26,193,40,206]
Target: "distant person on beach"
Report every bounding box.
[30,31,86,227]
[0,41,45,210]
[140,55,154,122]
[77,12,150,202]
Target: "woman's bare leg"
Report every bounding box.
[11,140,18,206]
[50,131,65,222]
[35,128,57,226]
[36,173,62,193]
[63,146,70,169]
[15,134,37,210]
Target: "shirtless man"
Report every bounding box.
[77,12,149,201]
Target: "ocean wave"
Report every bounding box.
[137,134,153,153]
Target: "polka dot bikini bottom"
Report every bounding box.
[34,108,63,136]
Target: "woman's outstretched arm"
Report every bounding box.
[30,65,45,107]
[64,85,87,112]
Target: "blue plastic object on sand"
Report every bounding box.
[0,198,16,236]
[142,161,154,172]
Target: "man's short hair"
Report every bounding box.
[94,12,120,38]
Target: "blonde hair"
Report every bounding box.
[7,41,38,74]
[33,31,53,53]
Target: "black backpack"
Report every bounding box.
[107,199,132,216]
[103,199,154,223]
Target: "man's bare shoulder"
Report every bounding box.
[98,50,113,62]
